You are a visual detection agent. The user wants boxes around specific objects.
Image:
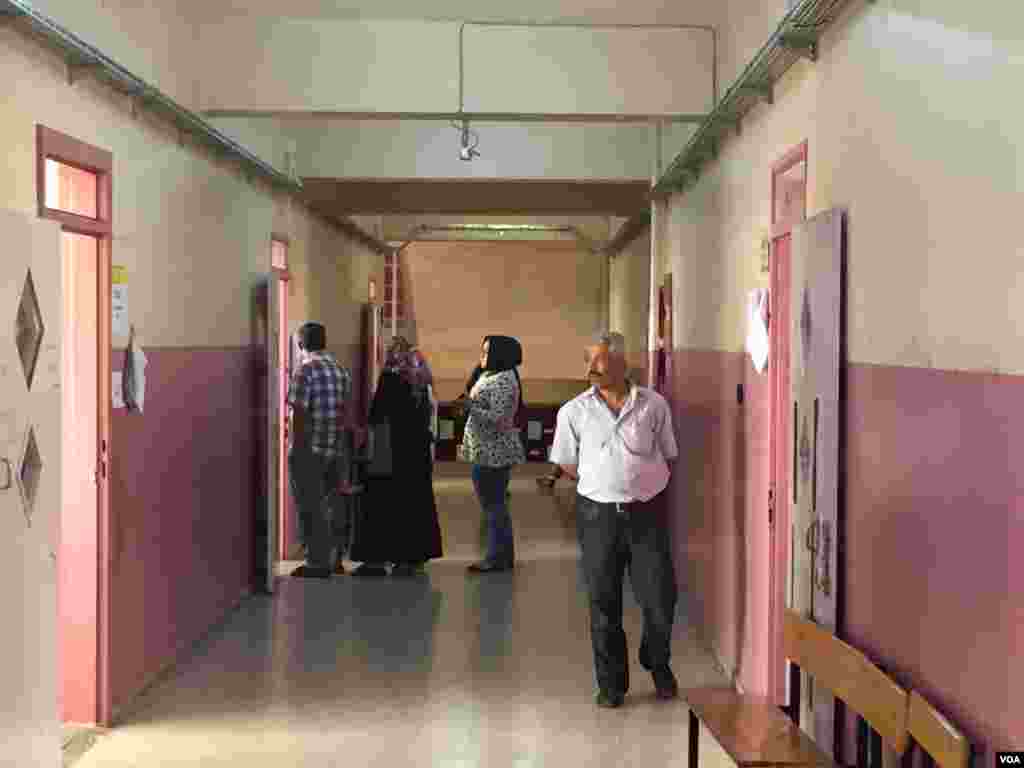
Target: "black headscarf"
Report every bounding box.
[483,335,522,372]
[482,335,524,413]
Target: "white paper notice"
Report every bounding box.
[112,265,129,338]
[746,288,770,374]
[112,371,125,409]
[438,419,455,441]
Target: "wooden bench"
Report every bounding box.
[904,691,972,768]
[686,609,910,768]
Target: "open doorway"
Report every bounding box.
[37,125,114,727]
[269,237,293,569]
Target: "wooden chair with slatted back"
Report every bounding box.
[902,691,972,768]
[684,611,910,768]
[783,609,911,763]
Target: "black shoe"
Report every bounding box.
[467,559,514,573]
[352,563,389,577]
[391,562,426,577]
[652,666,679,700]
[291,565,331,579]
[596,690,625,708]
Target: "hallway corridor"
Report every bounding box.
[74,464,727,768]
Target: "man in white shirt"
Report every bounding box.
[549,331,679,708]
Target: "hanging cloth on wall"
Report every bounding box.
[122,325,149,413]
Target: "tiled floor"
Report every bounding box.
[74,463,729,768]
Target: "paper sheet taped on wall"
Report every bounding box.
[112,266,129,338]
[439,419,455,441]
[746,288,770,374]
[112,371,125,409]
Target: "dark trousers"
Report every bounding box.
[288,449,342,569]
[575,492,678,695]
[471,464,515,564]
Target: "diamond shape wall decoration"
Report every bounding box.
[15,268,45,391]
[18,426,42,526]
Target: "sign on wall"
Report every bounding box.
[112,265,129,337]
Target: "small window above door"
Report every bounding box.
[43,158,98,220]
[271,238,288,272]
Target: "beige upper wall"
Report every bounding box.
[1,22,379,351]
[401,241,606,384]
[609,233,652,374]
[24,0,199,110]
[286,209,384,363]
[664,0,1024,375]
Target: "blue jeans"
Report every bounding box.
[471,464,514,564]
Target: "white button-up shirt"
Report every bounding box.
[549,383,677,503]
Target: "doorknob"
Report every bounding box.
[0,458,11,490]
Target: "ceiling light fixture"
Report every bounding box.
[456,119,481,161]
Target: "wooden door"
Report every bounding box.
[789,208,845,753]
[0,209,62,764]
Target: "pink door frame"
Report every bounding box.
[37,124,114,726]
[270,238,291,561]
[768,140,808,705]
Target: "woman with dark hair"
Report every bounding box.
[459,335,525,573]
[349,367,443,577]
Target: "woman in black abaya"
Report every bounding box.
[349,368,443,576]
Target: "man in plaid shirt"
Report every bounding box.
[287,322,353,578]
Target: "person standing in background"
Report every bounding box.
[460,335,526,573]
[287,322,352,579]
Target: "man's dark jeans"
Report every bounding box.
[288,448,342,570]
[575,492,677,695]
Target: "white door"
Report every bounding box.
[0,209,62,765]
[789,208,845,753]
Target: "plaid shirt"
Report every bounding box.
[288,351,351,457]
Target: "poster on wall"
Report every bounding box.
[112,265,129,337]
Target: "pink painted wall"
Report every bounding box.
[666,348,771,695]
[108,347,257,715]
[844,363,1021,755]
[666,348,1022,755]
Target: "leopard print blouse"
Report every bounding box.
[459,369,526,467]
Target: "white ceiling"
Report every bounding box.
[184,0,721,26]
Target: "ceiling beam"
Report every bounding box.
[302,178,651,217]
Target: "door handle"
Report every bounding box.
[805,520,820,594]
[0,458,11,490]
[805,519,819,554]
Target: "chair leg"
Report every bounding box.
[689,710,700,768]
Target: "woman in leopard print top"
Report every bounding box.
[461,335,525,572]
